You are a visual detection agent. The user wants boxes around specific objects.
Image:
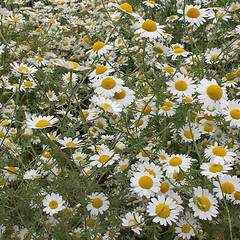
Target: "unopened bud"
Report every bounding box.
[75,203,81,209]
[167,141,171,147]
[114,142,125,152]
[24,128,33,139]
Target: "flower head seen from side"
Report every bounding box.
[26,115,58,129]
[130,171,160,198]
[188,187,218,221]
[213,175,240,200]
[147,195,180,225]
[197,78,227,111]
[10,62,38,76]
[87,41,113,57]
[42,193,65,216]
[122,212,144,235]
[87,192,109,215]
[57,137,82,149]
[54,59,87,71]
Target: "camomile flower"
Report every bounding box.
[197,78,227,111]
[89,148,119,168]
[62,72,78,85]
[167,190,184,212]
[230,190,240,205]
[222,100,240,128]
[188,187,218,221]
[72,152,87,166]
[204,143,236,164]
[90,95,122,114]
[158,99,176,116]
[136,162,163,180]
[130,171,160,198]
[205,48,225,64]
[21,78,37,90]
[93,76,124,98]
[42,193,65,216]
[10,62,38,76]
[88,64,114,81]
[87,41,113,57]
[178,5,208,27]
[134,18,165,39]
[198,120,217,136]
[175,212,200,240]
[147,195,180,225]
[169,46,189,61]
[122,212,144,235]
[167,73,196,100]
[200,162,232,179]
[163,154,194,175]
[213,175,240,200]
[27,115,58,129]
[23,169,41,180]
[57,137,82,149]
[142,0,160,8]
[4,166,19,181]
[54,59,87,71]
[87,192,109,215]
[111,86,135,108]
[132,115,149,130]
[178,124,201,143]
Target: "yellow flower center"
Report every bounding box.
[98,155,110,163]
[230,109,240,119]
[36,57,43,61]
[206,85,223,100]
[155,204,170,218]
[103,103,112,110]
[120,164,128,170]
[162,106,171,111]
[119,3,133,13]
[101,77,116,90]
[169,157,182,166]
[18,66,29,72]
[184,130,193,139]
[129,219,137,228]
[66,61,79,69]
[138,176,153,189]
[0,131,5,138]
[197,197,211,211]
[7,167,17,174]
[212,146,227,157]
[66,142,77,148]
[222,182,235,194]
[175,80,188,91]
[141,20,157,32]
[83,111,89,118]
[160,182,169,193]
[163,66,174,73]
[83,37,90,44]
[142,105,152,114]
[149,0,156,4]
[211,54,219,61]
[96,65,107,75]
[1,120,9,125]
[113,89,126,99]
[144,169,156,177]
[152,46,164,53]
[48,19,56,24]
[43,151,51,158]
[49,200,58,209]
[173,172,185,181]
[186,7,200,18]
[174,48,185,53]
[35,120,50,128]
[164,101,173,107]
[24,81,33,87]
[209,164,223,173]
[97,122,103,128]
[234,191,240,200]
[142,150,150,157]
[182,224,190,233]
[92,41,105,51]
[204,125,213,132]
[87,219,95,227]
[135,119,144,126]
[92,198,103,208]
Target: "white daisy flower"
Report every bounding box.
[130,171,160,198]
[23,169,41,180]
[167,73,196,100]
[189,187,218,221]
[54,59,87,71]
[136,162,163,180]
[134,18,165,39]
[163,154,194,175]
[93,76,124,98]
[200,162,232,179]
[10,62,38,76]
[213,175,240,200]
[178,124,201,143]
[72,152,87,166]
[57,137,82,149]
[178,5,208,27]
[88,64,114,81]
[122,212,144,235]
[111,86,135,108]
[87,192,109,215]
[204,143,236,164]
[230,190,240,205]
[197,78,228,111]
[222,100,240,128]
[147,195,180,225]
[89,148,119,168]
[26,115,58,129]
[42,193,65,216]
[86,41,113,57]
[4,166,19,181]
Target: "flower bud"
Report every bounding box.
[24,128,33,139]
[114,142,125,152]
